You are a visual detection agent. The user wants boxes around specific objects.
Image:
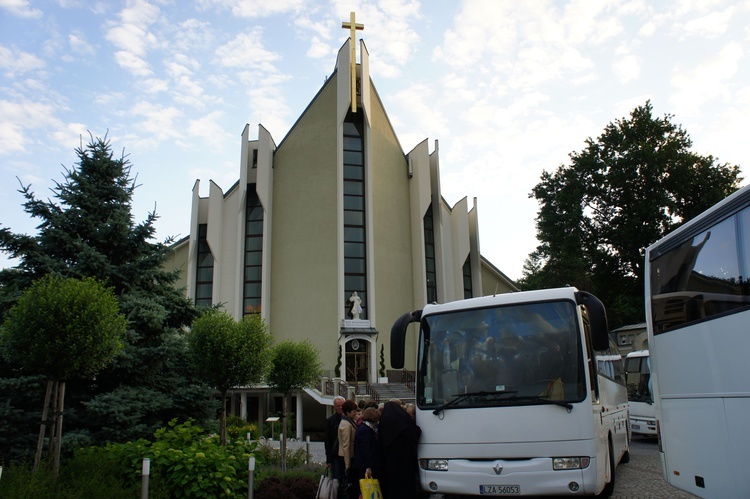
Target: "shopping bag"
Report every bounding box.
[316,470,338,499]
[358,477,382,499]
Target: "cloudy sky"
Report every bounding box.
[2,0,749,280]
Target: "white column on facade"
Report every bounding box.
[240,392,247,420]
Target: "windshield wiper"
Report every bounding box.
[432,390,518,415]
[500,395,574,413]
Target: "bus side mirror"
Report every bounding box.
[575,291,610,351]
[390,311,421,369]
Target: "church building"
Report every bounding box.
[166,14,517,437]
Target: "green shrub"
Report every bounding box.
[0,419,323,498]
[227,415,258,441]
[0,453,136,499]
[0,463,56,499]
[116,419,259,497]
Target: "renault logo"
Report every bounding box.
[493,463,503,475]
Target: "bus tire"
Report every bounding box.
[621,449,630,464]
[597,439,616,497]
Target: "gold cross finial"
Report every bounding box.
[342,12,364,112]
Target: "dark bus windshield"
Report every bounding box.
[417,300,586,409]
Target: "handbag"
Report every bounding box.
[316,469,338,499]
[358,477,382,499]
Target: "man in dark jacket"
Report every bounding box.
[325,396,346,482]
[379,400,422,498]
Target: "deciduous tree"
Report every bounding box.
[0,274,126,475]
[267,339,322,471]
[187,311,273,445]
[521,102,741,327]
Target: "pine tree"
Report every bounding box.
[0,135,212,459]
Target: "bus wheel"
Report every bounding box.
[621,448,630,464]
[597,439,616,497]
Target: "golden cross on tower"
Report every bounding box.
[342,12,364,112]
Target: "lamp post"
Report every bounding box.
[141,458,150,499]
[248,456,256,499]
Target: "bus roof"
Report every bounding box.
[421,287,581,316]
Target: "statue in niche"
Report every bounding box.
[349,291,363,320]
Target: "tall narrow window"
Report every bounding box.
[244,186,263,315]
[463,257,473,299]
[195,224,214,307]
[424,203,437,303]
[344,112,367,319]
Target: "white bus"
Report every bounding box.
[645,183,750,498]
[391,287,630,496]
[623,350,656,436]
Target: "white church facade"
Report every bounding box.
[166,15,517,437]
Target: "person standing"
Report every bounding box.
[353,407,383,497]
[338,399,359,498]
[379,400,422,498]
[325,396,345,484]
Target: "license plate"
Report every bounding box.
[632,424,641,430]
[480,484,520,495]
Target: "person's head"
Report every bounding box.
[342,399,358,418]
[362,407,380,424]
[333,396,345,415]
[405,403,416,419]
[358,399,367,410]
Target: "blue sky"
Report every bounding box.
[2,0,749,281]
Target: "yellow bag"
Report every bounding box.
[359,477,382,499]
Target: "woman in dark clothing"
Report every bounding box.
[378,400,421,498]
[353,407,383,497]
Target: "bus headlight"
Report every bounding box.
[553,457,590,470]
[419,459,449,471]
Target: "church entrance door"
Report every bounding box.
[345,339,369,384]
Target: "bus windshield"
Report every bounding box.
[417,300,586,409]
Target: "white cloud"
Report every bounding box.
[0,99,62,154]
[197,0,308,18]
[171,19,215,53]
[679,7,735,38]
[306,36,334,59]
[0,44,46,77]
[215,29,282,71]
[128,100,183,144]
[50,121,89,150]
[295,14,333,40]
[0,0,42,18]
[104,0,160,76]
[68,30,96,57]
[113,50,152,76]
[670,41,743,113]
[392,83,450,139]
[612,54,640,83]
[141,78,169,93]
[187,110,226,140]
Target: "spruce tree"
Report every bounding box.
[0,135,212,458]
